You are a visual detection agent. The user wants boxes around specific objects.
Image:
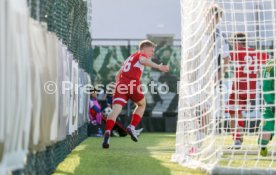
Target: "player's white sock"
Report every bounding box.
[129,124,135,129]
[135,128,143,137]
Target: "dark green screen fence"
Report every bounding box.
[28,0,93,76]
[12,1,92,174]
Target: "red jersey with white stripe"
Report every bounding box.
[118,52,148,81]
[230,47,269,95]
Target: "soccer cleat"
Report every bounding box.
[127,125,138,142]
[102,131,110,149]
[135,128,144,137]
[112,130,120,137]
[260,147,268,157]
[228,140,242,150]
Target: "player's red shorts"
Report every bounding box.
[112,77,144,106]
[226,92,255,115]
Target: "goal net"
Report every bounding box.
[173,0,276,174]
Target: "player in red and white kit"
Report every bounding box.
[227,33,269,149]
[102,40,169,148]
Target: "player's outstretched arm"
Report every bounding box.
[139,57,169,72]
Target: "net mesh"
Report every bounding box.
[28,0,93,76]
[174,0,276,174]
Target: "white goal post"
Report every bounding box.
[173,0,276,174]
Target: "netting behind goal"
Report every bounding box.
[173,0,276,174]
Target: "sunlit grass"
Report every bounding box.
[53,133,206,175]
[53,134,276,175]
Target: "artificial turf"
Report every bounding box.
[53,133,206,175]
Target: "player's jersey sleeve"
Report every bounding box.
[119,52,147,80]
[229,51,237,61]
[258,52,270,65]
[89,99,94,108]
[139,53,148,60]
[263,60,275,104]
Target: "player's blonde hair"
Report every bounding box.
[139,40,156,50]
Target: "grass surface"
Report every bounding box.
[53,133,276,175]
[53,133,206,175]
[217,135,276,169]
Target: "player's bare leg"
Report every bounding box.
[200,107,209,135]
[133,97,146,117]
[229,113,244,149]
[190,107,208,154]
[102,104,123,149]
[198,107,208,144]
[127,98,146,142]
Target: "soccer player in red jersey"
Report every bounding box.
[102,40,170,148]
[226,33,269,149]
